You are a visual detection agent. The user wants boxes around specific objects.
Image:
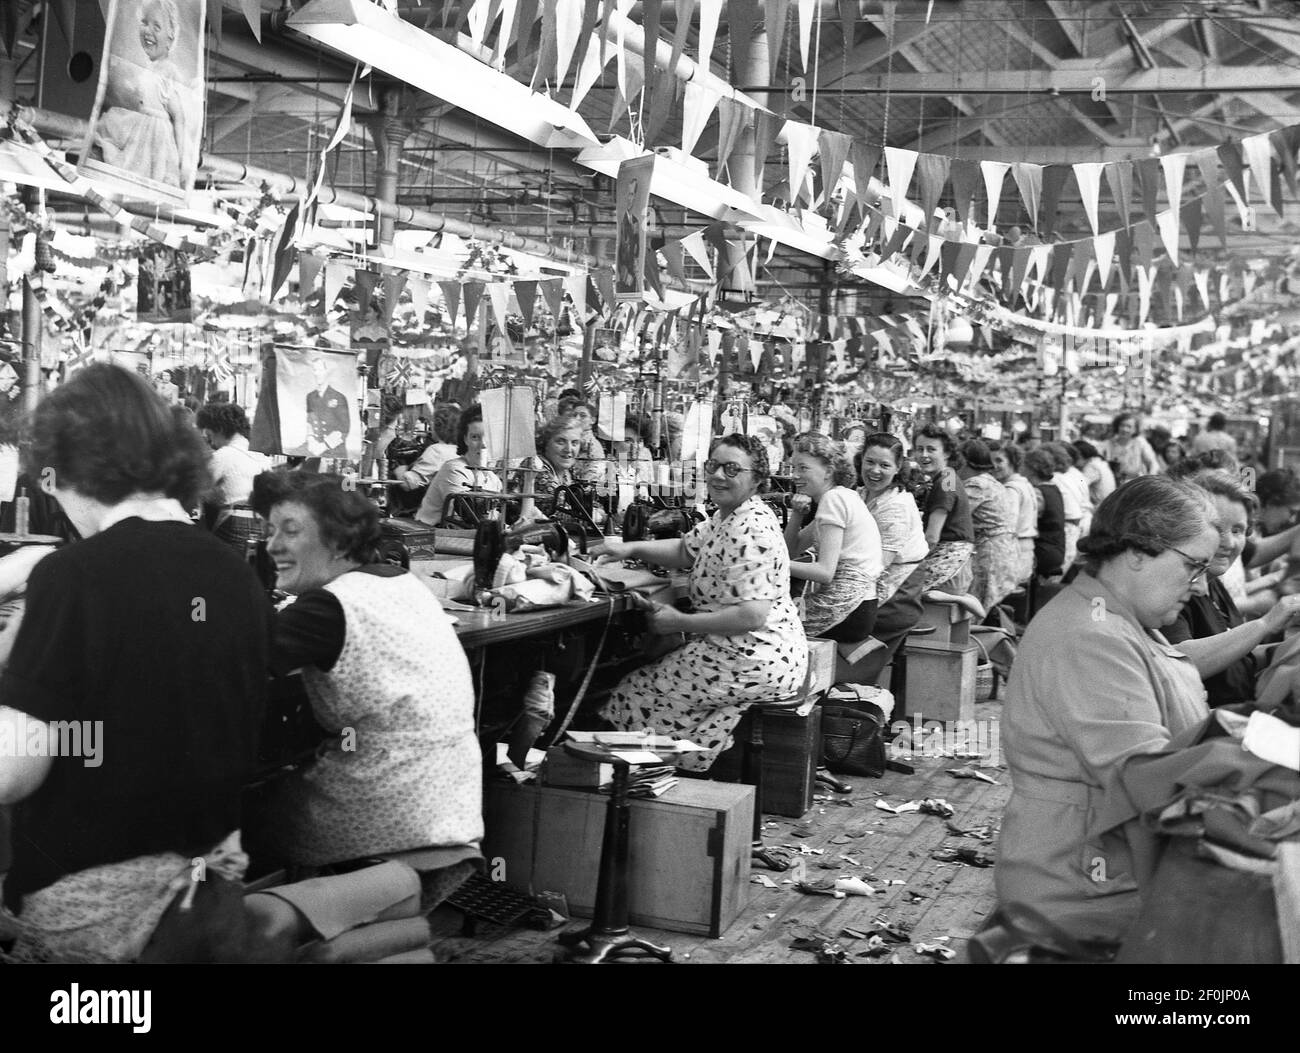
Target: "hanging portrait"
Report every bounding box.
[79,0,206,203]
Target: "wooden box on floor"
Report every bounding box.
[711,704,822,818]
[483,779,754,937]
[918,600,972,647]
[901,640,977,723]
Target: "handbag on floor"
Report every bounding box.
[819,698,887,777]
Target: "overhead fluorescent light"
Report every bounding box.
[287,0,600,152]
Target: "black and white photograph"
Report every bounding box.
[1,0,1298,1014]
[78,0,206,202]
[275,347,361,460]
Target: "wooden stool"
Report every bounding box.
[554,743,673,964]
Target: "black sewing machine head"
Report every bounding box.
[472,517,571,593]
[622,504,702,542]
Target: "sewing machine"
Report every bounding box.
[472,517,572,594]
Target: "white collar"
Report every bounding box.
[99,495,193,532]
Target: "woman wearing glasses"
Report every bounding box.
[997,476,1220,943]
[597,434,808,771]
[1161,471,1300,708]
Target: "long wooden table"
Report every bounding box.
[453,593,632,649]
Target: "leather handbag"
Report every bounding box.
[820,700,887,777]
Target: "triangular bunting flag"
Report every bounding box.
[486,282,511,332]
[539,278,564,319]
[1136,265,1153,326]
[680,229,715,279]
[1194,267,1211,311]
[1011,162,1043,229]
[1272,126,1300,199]
[462,280,486,330]
[571,25,611,108]
[766,0,790,80]
[238,0,262,43]
[916,152,952,230]
[555,0,584,85]
[852,141,882,214]
[1133,222,1155,271]
[752,111,782,186]
[1048,242,1073,291]
[661,239,687,284]
[797,0,817,71]
[1102,167,1132,241]
[353,270,379,322]
[1135,157,1162,228]
[381,272,408,326]
[715,97,749,175]
[885,147,918,218]
[669,0,697,78]
[1183,197,1203,257]
[696,0,722,70]
[1094,230,1116,290]
[784,121,821,207]
[514,280,538,328]
[981,160,1010,229]
[1156,210,1180,267]
[922,235,943,277]
[728,0,756,89]
[818,128,852,205]
[439,281,462,327]
[682,80,721,155]
[968,243,994,292]
[409,276,429,320]
[1039,165,1072,238]
[949,158,980,228]
[323,262,346,312]
[1242,132,1274,213]
[299,254,324,299]
[1217,142,1247,202]
[1160,152,1187,222]
[1073,162,1105,236]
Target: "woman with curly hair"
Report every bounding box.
[913,424,974,593]
[246,470,481,889]
[785,432,882,638]
[597,434,808,771]
[0,364,270,963]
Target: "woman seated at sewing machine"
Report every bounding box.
[510,416,591,527]
[245,470,482,893]
[415,405,502,527]
[785,432,883,640]
[597,434,809,772]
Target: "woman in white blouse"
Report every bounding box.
[415,405,502,526]
[785,432,883,639]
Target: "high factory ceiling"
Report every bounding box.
[7,0,1300,307]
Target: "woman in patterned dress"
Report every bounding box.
[598,434,809,771]
[959,439,1022,611]
[248,471,482,891]
[785,432,883,639]
[913,425,974,593]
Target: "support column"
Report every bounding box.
[368,88,412,250]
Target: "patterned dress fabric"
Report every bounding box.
[603,497,809,771]
[964,472,1023,610]
[258,572,482,865]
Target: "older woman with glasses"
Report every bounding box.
[996,476,1219,943]
[597,434,808,771]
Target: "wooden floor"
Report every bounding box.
[429,701,1008,964]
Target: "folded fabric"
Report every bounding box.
[1242,710,1300,771]
[297,917,433,964]
[374,948,438,964]
[255,860,422,941]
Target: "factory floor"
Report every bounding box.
[428,701,1008,964]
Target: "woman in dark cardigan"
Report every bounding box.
[1023,448,1066,580]
[0,365,271,963]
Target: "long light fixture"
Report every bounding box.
[286,0,600,152]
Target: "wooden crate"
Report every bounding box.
[901,640,977,723]
[917,600,972,647]
[483,779,754,937]
[711,704,822,818]
[806,638,836,695]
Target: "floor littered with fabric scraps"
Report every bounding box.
[427,701,1008,964]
